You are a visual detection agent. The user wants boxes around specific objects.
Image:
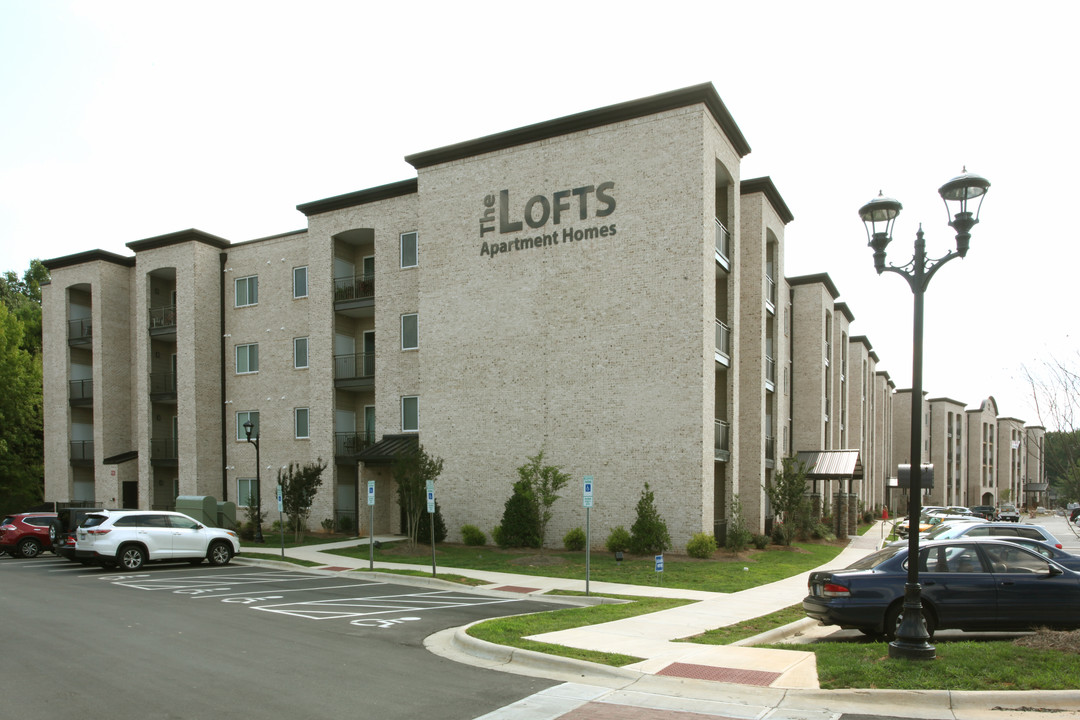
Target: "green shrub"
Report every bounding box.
[461,524,486,546]
[605,526,631,554]
[563,527,586,551]
[337,515,355,533]
[415,501,447,544]
[497,479,541,548]
[751,533,770,550]
[321,518,335,533]
[491,525,504,547]
[686,532,717,559]
[770,521,786,545]
[724,495,752,552]
[629,482,671,555]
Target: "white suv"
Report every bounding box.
[76,510,241,570]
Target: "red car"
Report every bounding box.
[0,512,57,558]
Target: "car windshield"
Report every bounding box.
[80,514,109,528]
[846,544,905,570]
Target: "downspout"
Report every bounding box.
[220,252,228,501]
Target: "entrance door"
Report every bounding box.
[122,481,138,509]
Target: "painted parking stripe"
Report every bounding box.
[254,590,520,621]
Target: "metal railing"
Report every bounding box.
[714,420,731,461]
[715,320,731,359]
[69,378,93,402]
[765,355,776,385]
[69,440,93,461]
[68,318,92,342]
[335,430,375,456]
[766,435,776,461]
[149,305,176,329]
[334,352,375,380]
[333,274,375,302]
[151,437,178,461]
[714,218,731,264]
[149,372,177,395]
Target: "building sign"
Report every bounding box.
[479,182,617,258]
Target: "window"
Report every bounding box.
[236,343,259,374]
[293,266,308,299]
[236,411,259,441]
[400,231,418,268]
[402,396,418,432]
[237,478,257,506]
[294,337,308,369]
[235,276,258,307]
[401,313,418,350]
[295,408,309,439]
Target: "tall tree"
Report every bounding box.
[276,459,327,541]
[392,444,444,551]
[0,301,43,514]
[1024,353,1080,503]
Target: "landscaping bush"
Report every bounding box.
[415,500,447,544]
[321,518,335,533]
[686,532,717,559]
[770,521,786,545]
[751,533,770,550]
[563,527,586,551]
[629,482,671,555]
[605,526,631,554]
[461,524,486,546]
[724,495,752,552]
[497,479,541,548]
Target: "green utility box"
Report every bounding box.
[175,495,218,526]
[217,501,237,530]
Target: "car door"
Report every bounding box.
[167,513,208,559]
[916,543,998,631]
[979,542,1080,629]
[136,514,176,559]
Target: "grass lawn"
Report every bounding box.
[326,541,844,593]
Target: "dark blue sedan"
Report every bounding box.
[803,539,1080,638]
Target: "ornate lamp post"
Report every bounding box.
[859,169,990,660]
[243,419,264,543]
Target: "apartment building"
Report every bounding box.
[927,397,967,507]
[41,84,809,550]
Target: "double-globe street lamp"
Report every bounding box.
[859,169,990,660]
[242,419,265,543]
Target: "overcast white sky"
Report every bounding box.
[2,1,1076,429]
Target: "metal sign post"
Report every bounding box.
[367,480,375,570]
[276,484,284,558]
[655,554,664,586]
[583,476,594,596]
[427,480,437,577]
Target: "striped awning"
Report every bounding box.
[795,449,863,479]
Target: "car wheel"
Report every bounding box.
[17,538,42,558]
[118,545,147,570]
[207,541,232,566]
[885,602,936,640]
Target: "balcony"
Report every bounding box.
[151,437,178,466]
[149,372,177,402]
[70,439,93,466]
[334,274,375,316]
[334,352,375,390]
[149,305,177,340]
[68,318,92,345]
[714,219,731,271]
[765,355,776,392]
[765,274,776,314]
[766,435,776,467]
[335,430,375,459]
[714,420,731,462]
[715,320,731,367]
[69,378,93,406]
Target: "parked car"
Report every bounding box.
[803,539,1080,638]
[49,507,104,562]
[997,504,1021,522]
[887,521,1062,549]
[964,536,1080,571]
[969,505,997,520]
[0,512,58,558]
[894,512,978,539]
[75,510,241,570]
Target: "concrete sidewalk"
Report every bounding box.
[237,524,1080,720]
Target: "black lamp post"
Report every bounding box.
[242,419,264,543]
[859,169,990,660]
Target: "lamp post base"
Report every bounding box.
[888,583,936,660]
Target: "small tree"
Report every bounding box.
[764,456,812,546]
[516,450,570,551]
[415,500,447,545]
[392,444,444,551]
[277,459,327,542]
[497,479,541,548]
[725,494,752,552]
[629,482,670,555]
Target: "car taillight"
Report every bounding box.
[1056,543,1063,549]
[87,528,112,535]
[822,583,851,597]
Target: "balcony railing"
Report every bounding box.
[714,218,731,269]
[765,355,776,386]
[715,319,731,364]
[149,305,176,330]
[68,318,92,343]
[334,352,375,380]
[149,372,177,395]
[765,435,776,462]
[69,378,93,403]
[334,274,375,302]
[765,274,776,308]
[151,437,178,461]
[335,430,375,456]
[70,439,93,462]
[714,420,731,462]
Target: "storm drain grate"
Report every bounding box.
[657,662,781,687]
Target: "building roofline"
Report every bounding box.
[43,249,136,271]
[850,335,873,352]
[928,396,967,406]
[740,176,794,225]
[403,83,751,170]
[297,178,418,217]
[787,272,840,299]
[835,301,855,323]
[229,228,308,249]
[126,229,230,253]
[997,416,1026,424]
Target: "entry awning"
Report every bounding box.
[103,450,138,464]
[354,434,419,466]
[795,449,863,480]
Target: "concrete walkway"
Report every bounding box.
[237,523,1080,720]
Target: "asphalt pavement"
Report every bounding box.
[239,514,1080,720]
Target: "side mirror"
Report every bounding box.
[1048,563,1064,576]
